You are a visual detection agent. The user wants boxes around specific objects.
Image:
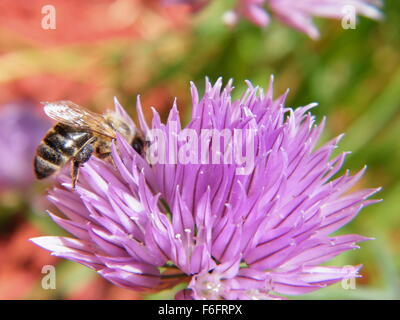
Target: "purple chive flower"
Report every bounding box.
[0,102,49,190]
[170,0,383,39]
[31,77,380,299]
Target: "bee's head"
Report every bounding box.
[131,136,145,155]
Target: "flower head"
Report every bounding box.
[31,77,380,299]
[171,0,383,39]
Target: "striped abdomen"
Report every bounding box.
[34,124,92,179]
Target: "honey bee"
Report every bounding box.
[34,100,147,189]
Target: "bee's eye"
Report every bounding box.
[132,137,144,154]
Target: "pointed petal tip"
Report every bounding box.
[29,236,56,249]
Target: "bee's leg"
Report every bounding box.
[96,151,112,159]
[102,151,116,169]
[71,138,96,189]
[96,140,112,158]
[96,142,115,167]
[71,161,80,190]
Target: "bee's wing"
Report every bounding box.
[43,101,116,139]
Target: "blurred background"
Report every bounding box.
[0,0,398,300]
